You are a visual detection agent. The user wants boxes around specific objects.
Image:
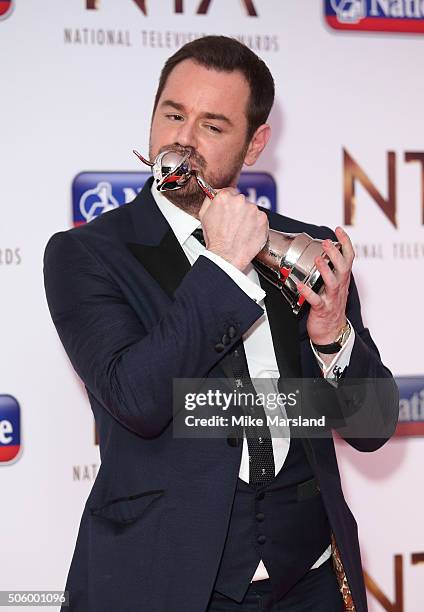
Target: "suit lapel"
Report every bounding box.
[127,230,191,300]
[127,178,191,299]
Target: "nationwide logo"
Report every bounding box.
[395,377,424,436]
[0,395,21,463]
[0,0,14,20]
[325,0,424,33]
[72,172,277,226]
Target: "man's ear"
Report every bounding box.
[243,124,271,166]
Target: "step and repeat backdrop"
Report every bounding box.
[1,1,423,610]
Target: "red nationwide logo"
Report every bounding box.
[325,0,424,34]
[0,0,13,20]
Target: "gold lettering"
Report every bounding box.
[87,0,146,13]
[405,152,424,224]
[411,553,424,565]
[196,0,258,16]
[343,148,397,227]
[364,554,403,612]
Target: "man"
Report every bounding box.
[44,36,398,612]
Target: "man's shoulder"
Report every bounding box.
[77,199,135,236]
[43,202,140,272]
[265,208,336,241]
[49,199,136,247]
[49,178,154,249]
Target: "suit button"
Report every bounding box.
[227,436,242,447]
[256,512,265,522]
[255,491,265,501]
[222,334,230,346]
[257,535,266,545]
[227,325,237,339]
[215,343,225,352]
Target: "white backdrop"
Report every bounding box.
[1,1,423,610]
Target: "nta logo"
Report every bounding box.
[343,149,424,228]
[85,0,258,16]
[0,0,14,20]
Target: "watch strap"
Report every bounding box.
[311,341,342,355]
[312,321,351,355]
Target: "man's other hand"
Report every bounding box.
[296,227,355,345]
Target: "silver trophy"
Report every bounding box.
[133,148,340,315]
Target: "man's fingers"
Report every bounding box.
[314,256,338,293]
[296,281,324,310]
[321,229,354,279]
[322,239,346,275]
[334,226,355,265]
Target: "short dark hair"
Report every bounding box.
[153,35,275,142]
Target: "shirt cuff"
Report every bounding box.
[200,252,266,305]
[310,320,355,384]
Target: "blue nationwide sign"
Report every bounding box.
[395,377,424,436]
[0,395,21,464]
[72,171,277,226]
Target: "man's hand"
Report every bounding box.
[199,188,269,272]
[296,227,355,346]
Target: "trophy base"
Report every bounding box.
[254,234,340,315]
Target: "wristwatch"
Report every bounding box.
[312,321,351,355]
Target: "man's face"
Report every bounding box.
[149,59,252,214]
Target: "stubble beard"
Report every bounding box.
[148,143,247,217]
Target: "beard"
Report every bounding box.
[148,142,247,217]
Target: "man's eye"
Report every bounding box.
[166,114,184,121]
[205,124,221,134]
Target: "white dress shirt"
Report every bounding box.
[151,185,355,581]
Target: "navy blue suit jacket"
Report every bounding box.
[44,178,398,612]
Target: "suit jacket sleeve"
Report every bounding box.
[43,230,263,438]
[300,227,399,452]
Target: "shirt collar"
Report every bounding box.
[150,182,200,247]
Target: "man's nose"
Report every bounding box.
[174,119,198,149]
